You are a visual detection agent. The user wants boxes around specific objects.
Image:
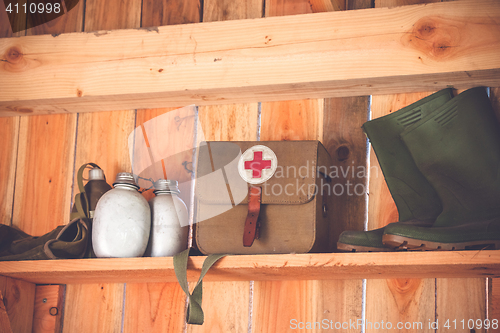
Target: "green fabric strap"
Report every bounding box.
[70,163,102,220]
[173,248,226,325]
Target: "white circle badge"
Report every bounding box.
[238,145,278,184]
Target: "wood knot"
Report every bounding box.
[6,106,33,114]
[11,285,20,301]
[387,278,420,294]
[402,17,461,61]
[416,23,436,38]
[336,146,350,161]
[3,46,30,72]
[6,47,23,63]
[77,89,83,97]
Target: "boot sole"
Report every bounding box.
[337,242,391,252]
[382,234,500,251]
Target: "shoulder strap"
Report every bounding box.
[173,248,226,325]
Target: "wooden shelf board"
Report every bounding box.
[1,250,499,284]
[1,0,500,116]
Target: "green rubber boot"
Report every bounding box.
[383,87,500,250]
[337,89,453,251]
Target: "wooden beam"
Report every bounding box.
[1,0,500,116]
[0,250,499,284]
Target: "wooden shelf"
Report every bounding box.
[1,250,499,284]
[1,0,500,116]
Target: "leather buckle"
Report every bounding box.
[243,186,261,247]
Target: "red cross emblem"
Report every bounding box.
[238,145,277,184]
[244,151,272,178]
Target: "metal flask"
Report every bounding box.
[70,166,112,219]
[84,168,113,218]
[71,166,112,258]
[147,179,188,257]
[92,172,151,258]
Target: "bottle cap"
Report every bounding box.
[113,172,139,189]
[88,168,105,180]
[154,179,180,194]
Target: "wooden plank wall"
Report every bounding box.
[0,0,498,332]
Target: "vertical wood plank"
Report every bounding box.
[375,0,438,6]
[347,0,371,10]
[184,2,261,332]
[197,104,259,142]
[488,88,500,332]
[84,0,142,31]
[124,283,186,333]
[255,2,356,333]
[490,279,500,332]
[142,0,201,26]
[203,0,263,21]
[0,0,26,37]
[64,1,142,332]
[260,100,322,141]
[63,283,124,333]
[188,280,251,333]
[323,96,369,251]
[0,290,13,333]
[0,277,36,333]
[13,115,76,235]
[33,285,64,333]
[436,278,485,333]
[25,0,84,35]
[264,0,345,16]
[72,110,135,183]
[0,115,18,226]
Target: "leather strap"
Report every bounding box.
[173,248,226,325]
[243,186,261,247]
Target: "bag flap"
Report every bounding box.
[196,141,324,205]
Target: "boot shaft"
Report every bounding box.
[401,87,500,226]
[363,89,453,222]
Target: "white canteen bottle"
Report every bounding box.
[147,179,188,257]
[92,172,151,258]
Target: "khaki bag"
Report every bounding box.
[194,140,334,254]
